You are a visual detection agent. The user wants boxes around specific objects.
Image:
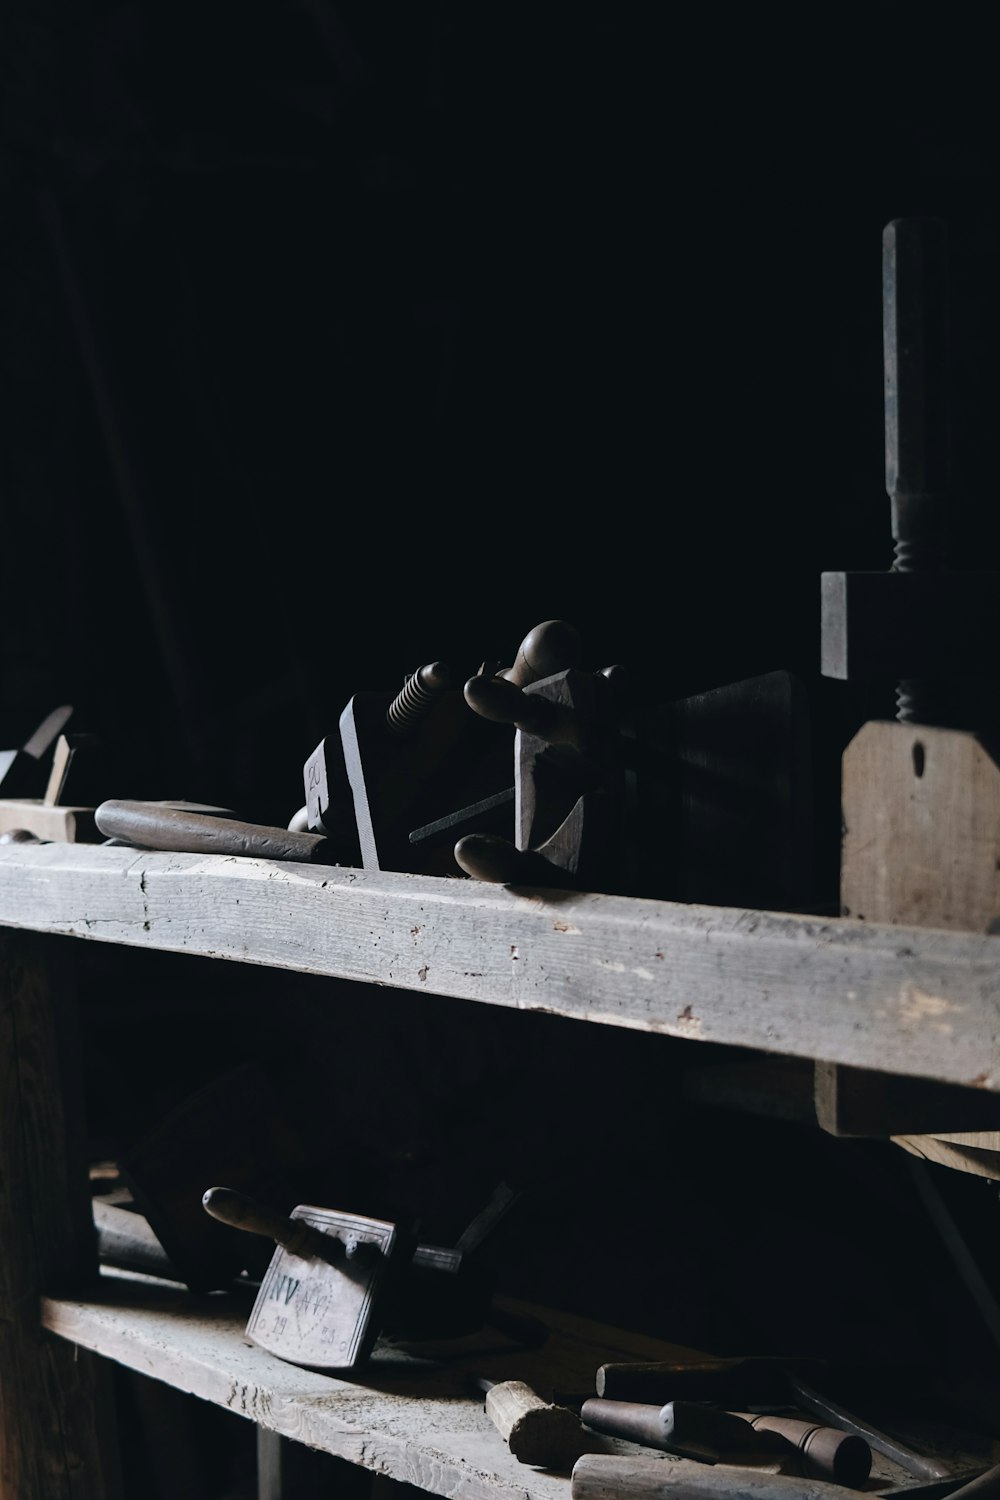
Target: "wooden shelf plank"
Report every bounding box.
[2,842,999,1088]
[42,1273,697,1499]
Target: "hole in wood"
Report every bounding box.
[912,741,926,778]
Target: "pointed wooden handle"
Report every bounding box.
[95,801,332,862]
[201,1187,330,1260]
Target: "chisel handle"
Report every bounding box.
[734,1413,871,1489]
[454,833,563,886]
[203,1186,321,1253]
[580,1398,758,1458]
[202,1187,344,1263]
[95,800,333,862]
[463,674,583,746]
[480,1380,587,1468]
[571,1454,866,1500]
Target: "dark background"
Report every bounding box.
[4,7,1000,1485]
[4,2,999,860]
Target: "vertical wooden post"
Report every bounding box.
[0,929,118,1499]
[816,722,1000,1143]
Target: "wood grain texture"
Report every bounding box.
[828,722,1000,1161]
[890,1135,1000,1181]
[0,799,97,842]
[42,1275,700,1500]
[1,842,999,1088]
[840,723,1000,934]
[570,1454,862,1500]
[0,931,116,1500]
[484,1382,588,1468]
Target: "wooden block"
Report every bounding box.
[840,721,1000,933]
[0,799,98,843]
[820,722,1000,1168]
[815,1063,1000,1137]
[0,931,117,1499]
[891,1134,1000,1181]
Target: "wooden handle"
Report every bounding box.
[484,1380,586,1468]
[735,1414,871,1489]
[94,801,332,863]
[454,834,561,886]
[580,1400,786,1464]
[201,1187,332,1261]
[502,621,582,687]
[570,1455,866,1500]
[948,1465,1000,1499]
[93,1200,179,1281]
[463,675,581,746]
[595,1359,794,1406]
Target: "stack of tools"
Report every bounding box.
[195,1176,532,1368]
[46,613,813,909]
[92,1100,531,1369]
[564,1356,1000,1498]
[300,616,814,906]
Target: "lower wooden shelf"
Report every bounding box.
[42,1270,700,1499]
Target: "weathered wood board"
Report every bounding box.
[821,722,1000,1163]
[42,1275,701,1500]
[0,932,118,1500]
[2,842,999,1088]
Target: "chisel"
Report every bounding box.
[578,1392,869,1488]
